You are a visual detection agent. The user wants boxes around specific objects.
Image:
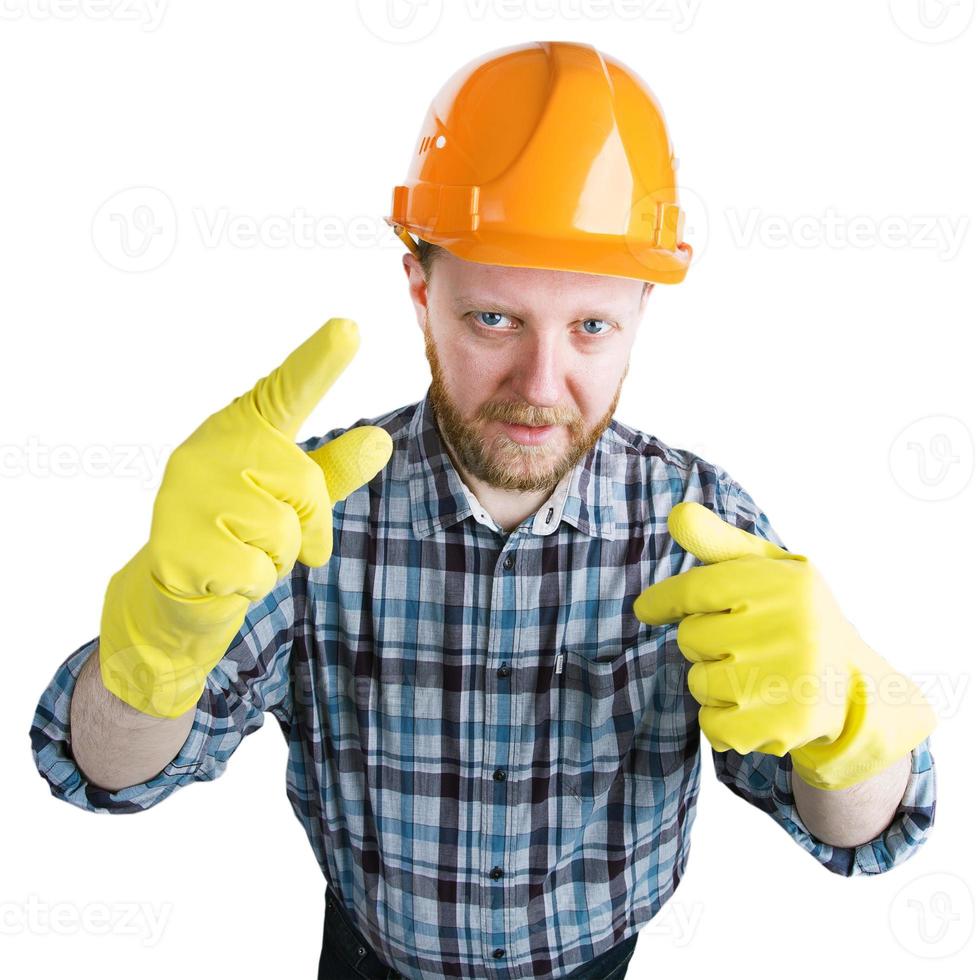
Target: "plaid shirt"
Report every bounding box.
[31,389,937,979]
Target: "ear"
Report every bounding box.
[403,252,428,332]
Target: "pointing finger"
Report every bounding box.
[251,317,361,440]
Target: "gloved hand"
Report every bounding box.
[98,317,393,718]
[633,502,936,790]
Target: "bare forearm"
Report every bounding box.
[69,644,197,792]
[791,752,912,847]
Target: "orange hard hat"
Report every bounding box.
[385,40,692,285]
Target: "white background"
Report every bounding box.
[1,1,977,976]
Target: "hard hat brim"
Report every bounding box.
[387,219,691,285]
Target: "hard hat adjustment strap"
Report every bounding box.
[391,223,420,256]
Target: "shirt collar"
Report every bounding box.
[397,388,622,540]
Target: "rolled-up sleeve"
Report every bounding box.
[29,572,297,815]
[707,474,938,875]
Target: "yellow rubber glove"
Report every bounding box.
[98,317,393,718]
[633,502,936,790]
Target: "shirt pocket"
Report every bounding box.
[555,633,664,802]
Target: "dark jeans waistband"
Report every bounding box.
[317,882,638,979]
[319,883,402,979]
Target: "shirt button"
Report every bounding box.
[503,554,515,570]
[493,948,506,959]
[497,663,511,678]
[489,866,504,880]
[493,769,506,782]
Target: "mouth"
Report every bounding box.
[500,422,557,446]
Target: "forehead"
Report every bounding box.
[431,250,645,315]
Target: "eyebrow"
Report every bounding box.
[452,296,630,321]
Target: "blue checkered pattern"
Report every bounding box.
[30,389,936,978]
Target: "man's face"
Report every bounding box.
[405,248,652,493]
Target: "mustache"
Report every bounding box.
[479,402,578,428]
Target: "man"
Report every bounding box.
[30,42,936,980]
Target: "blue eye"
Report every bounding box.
[474,312,509,328]
[582,318,613,336]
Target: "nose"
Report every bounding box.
[506,331,566,419]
